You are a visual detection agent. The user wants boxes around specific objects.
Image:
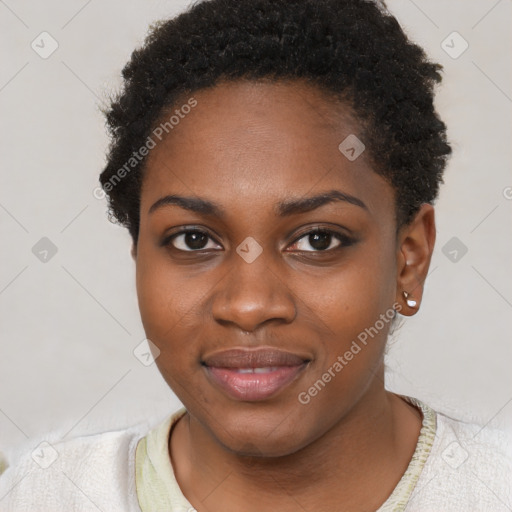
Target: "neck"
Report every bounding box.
[170,373,422,512]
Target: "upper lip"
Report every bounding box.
[202,347,310,369]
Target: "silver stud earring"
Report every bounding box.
[403,291,417,308]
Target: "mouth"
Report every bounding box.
[202,347,310,401]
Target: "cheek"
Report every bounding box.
[136,259,170,336]
[135,246,219,374]
[300,244,396,337]
[135,247,193,342]
[297,270,391,389]
[294,241,396,392]
[135,258,200,393]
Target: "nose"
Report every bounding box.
[211,249,296,333]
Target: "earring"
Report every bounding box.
[403,291,417,308]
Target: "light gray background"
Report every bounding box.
[1,0,511,458]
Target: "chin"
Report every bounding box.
[222,431,308,458]
[207,405,315,458]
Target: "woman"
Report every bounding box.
[1,0,510,510]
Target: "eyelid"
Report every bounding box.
[161,225,222,249]
[290,224,352,241]
[287,226,354,252]
[163,224,354,253]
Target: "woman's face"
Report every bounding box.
[135,79,403,456]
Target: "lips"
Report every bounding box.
[202,348,310,401]
[203,348,307,368]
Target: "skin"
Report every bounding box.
[133,79,436,511]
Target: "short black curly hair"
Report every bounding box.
[99,0,452,243]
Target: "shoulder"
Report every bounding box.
[435,411,512,475]
[408,409,512,511]
[0,418,157,512]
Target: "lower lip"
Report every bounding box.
[205,365,306,401]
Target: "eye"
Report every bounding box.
[163,226,354,253]
[164,229,221,252]
[288,228,353,252]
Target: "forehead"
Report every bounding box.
[140,79,393,220]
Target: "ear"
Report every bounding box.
[395,204,436,316]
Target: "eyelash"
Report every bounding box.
[162,226,355,253]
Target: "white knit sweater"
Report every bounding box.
[1,398,511,511]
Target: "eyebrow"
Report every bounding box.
[148,189,368,217]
